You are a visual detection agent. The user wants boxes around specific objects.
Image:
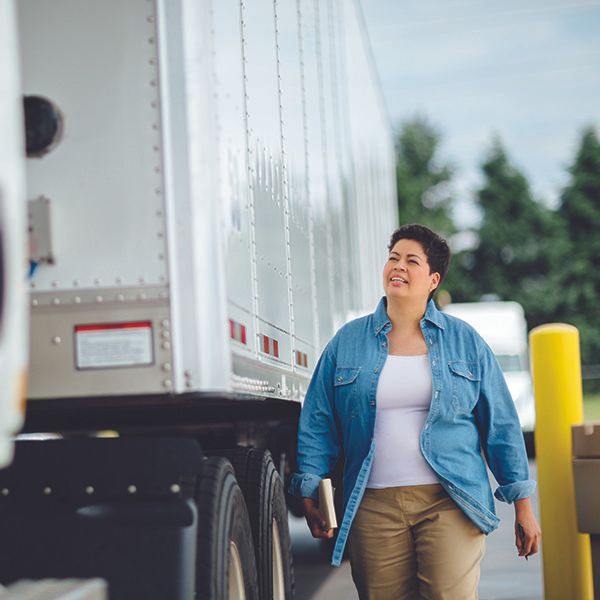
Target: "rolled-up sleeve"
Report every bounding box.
[474,342,537,504]
[288,343,340,501]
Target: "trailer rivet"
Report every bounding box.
[170,484,181,494]
[86,486,95,495]
[117,294,125,302]
[163,379,172,388]
[1,489,9,497]
[73,296,81,304]
[162,363,171,372]
[53,298,60,305]
[128,485,137,495]
[161,320,170,328]
[32,299,38,306]
[96,296,103,303]
[162,341,171,351]
[52,336,62,345]
[43,487,52,496]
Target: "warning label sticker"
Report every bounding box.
[75,321,154,369]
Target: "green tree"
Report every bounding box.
[445,138,565,329]
[557,126,600,364]
[395,116,455,236]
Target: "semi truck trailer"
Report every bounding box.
[0,0,397,598]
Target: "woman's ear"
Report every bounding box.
[429,272,441,292]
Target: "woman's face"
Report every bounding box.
[382,238,441,303]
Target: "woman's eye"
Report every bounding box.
[409,259,419,265]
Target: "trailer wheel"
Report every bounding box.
[222,448,294,600]
[195,456,259,600]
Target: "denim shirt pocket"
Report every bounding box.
[448,360,481,414]
[333,367,361,419]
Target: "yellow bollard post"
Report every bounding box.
[530,324,593,600]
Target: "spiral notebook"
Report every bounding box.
[318,478,338,529]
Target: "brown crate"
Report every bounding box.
[572,458,600,534]
[572,422,600,458]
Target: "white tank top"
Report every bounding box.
[367,354,440,488]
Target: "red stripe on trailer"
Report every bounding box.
[229,319,235,339]
[75,321,152,332]
[273,339,279,358]
[263,335,270,354]
[296,350,301,365]
[240,325,247,345]
[303,353,308,368]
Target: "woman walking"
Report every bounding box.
[289,224,541,599]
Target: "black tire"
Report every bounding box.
[222,448,295,600]
[194,456,259,600]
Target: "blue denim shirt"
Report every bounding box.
[288,296,536,566]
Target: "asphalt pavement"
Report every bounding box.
[291,460,543,600]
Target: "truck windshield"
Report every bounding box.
[495,354,523,372]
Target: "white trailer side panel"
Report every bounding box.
[20,0,176,398]
[275,1,318,367]
[19,0,168,290]
[22,0,397,404]
[343,0,398,312]
[156,0,231,393]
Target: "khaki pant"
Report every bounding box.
[348,483,486,600]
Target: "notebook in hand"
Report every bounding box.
[318,478,338,529]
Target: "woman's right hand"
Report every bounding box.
[302,498,334,539]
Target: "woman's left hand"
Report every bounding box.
[514,497,542,558]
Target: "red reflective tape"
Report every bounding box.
[303,353,308,368]
[263,335,270,354]
[229,319,235,339]
[273,339,279,358]
[296,351,301,365]
[75,321,152,332]
[240,325,247,345]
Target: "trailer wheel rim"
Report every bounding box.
[272,518,285,600]
[228,540,246,600]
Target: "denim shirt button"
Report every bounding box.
[373,368,378,373]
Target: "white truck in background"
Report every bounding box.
[0,0,397,598]
[442,301,536,439]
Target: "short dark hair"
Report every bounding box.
[387,224,451,301]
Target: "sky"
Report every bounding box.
[360,0,600,228]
